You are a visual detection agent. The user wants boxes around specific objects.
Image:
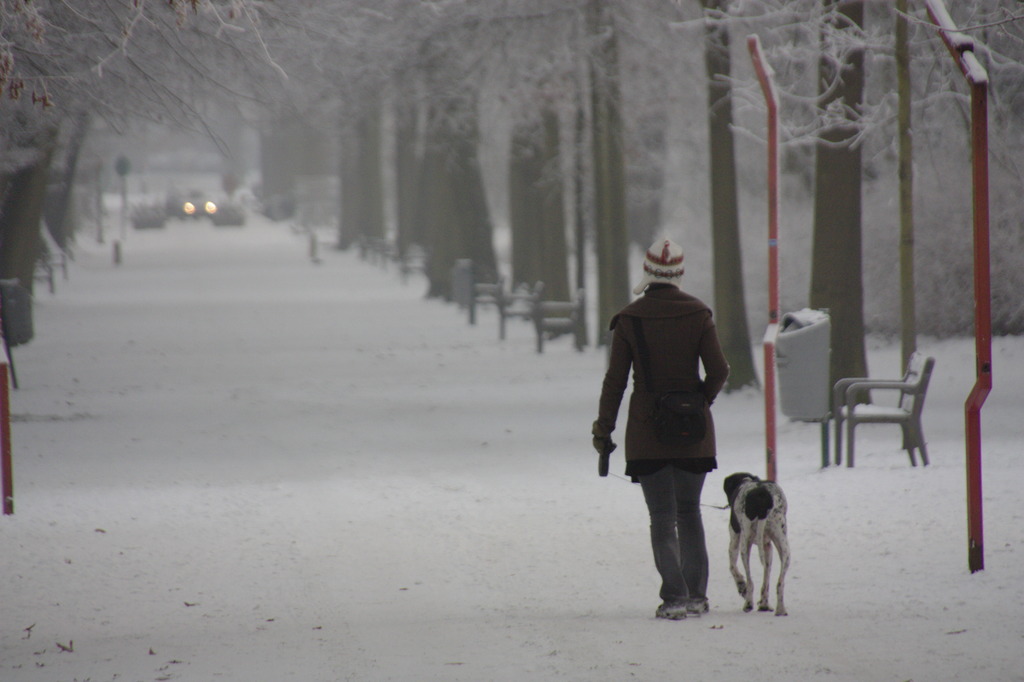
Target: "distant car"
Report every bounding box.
[166,190,214,220]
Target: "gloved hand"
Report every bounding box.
[593,436,616,477]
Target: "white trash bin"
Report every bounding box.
[775,308,831,421]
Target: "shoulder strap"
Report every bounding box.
[630,316,656,392]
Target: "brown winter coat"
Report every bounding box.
[593,286,730,463]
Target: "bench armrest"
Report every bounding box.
[834,377,914,409]
[835,379,916,411]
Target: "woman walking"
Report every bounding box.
[592,238,730,620]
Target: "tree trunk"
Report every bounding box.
[338,127,361,250]
[573,98,588,294]
[810,0,868,387]
[394,99,423,258]
[43,112,89,251]
[896,0,916,369]
[0,132,57,293]
[508,107,568,301]
[589,0,630,344]
[260,119,306,221]
[509,118,545,287]
[701,0,759,391]
[420,120,452,298]
[337,108,385,250]
[421,93,497,299]
[538,108,569,303]
[357,108,386,244]
[625,115,665,248]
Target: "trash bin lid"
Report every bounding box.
[781,308,829,331]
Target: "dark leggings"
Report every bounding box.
[638,466,708,604]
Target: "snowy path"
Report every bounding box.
[2,217,1022,681]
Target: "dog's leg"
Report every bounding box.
[757,525,774,612]
[739,528,756,612]
[773,529,790,616]
[728,529,746,598]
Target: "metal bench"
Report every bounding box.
[500,282,541,340]
[469,276,505,327]
[532,284,585,353]
[398,244,427,284]
[470,278,544,340]
[832,352,936,467]
[358,236,396,268]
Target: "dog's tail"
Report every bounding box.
[744,485,774,521]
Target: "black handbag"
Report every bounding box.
[631,317,707,447]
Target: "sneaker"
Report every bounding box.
[686,598,709,617]
[655,602,688,620]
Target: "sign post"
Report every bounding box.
[748,35,781,482]
[115,155,131,248]
[1,352,13,515]
[924,0,992,573]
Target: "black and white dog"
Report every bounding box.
[723,472,790,616]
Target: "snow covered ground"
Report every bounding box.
[2,215,1022,681]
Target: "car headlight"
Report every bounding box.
[183,201,196,215]
[204,201,217,215]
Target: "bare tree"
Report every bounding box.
[589,0,630,343]
[1,1,287,289]
[699,0,759,391]
[810,0,868,387]
[509,105,569,300]
[896,0,915,368]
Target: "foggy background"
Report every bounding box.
[3,1,1022,347]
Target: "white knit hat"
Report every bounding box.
[633,238,685,295]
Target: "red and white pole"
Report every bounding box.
[748,35,780,482]
[1,357,12,515]
[925,0,991,573]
